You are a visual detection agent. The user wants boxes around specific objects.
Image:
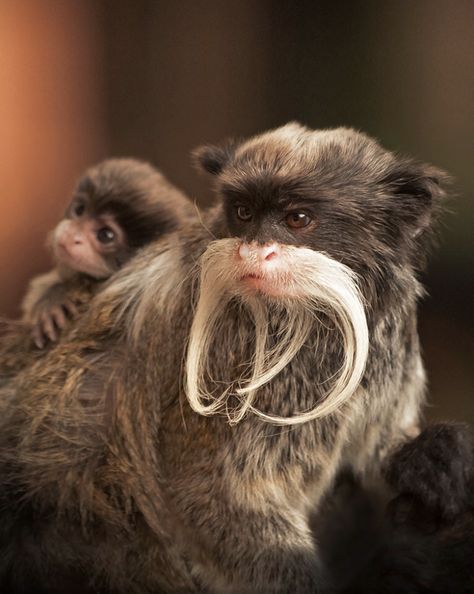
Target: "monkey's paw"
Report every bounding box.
[31,299,80,348]
[385,423,474,520]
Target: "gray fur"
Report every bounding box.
[0,124,447,593]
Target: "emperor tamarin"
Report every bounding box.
[0,123,450,593]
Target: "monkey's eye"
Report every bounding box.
[96,227,116,244]
[236,205,253,221]
[285,212,312,229]
[73,203,85,217]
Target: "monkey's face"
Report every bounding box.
[52,158,193,280]
[52,195,126,279]
[196,123,445,300]
[185,124,446,424]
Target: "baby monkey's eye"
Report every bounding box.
[285,212,312,229]
[236,205,253,221]
[96,227,116,244]
[73,203,85,217]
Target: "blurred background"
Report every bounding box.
[0,0,472,423]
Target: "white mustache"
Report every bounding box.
[185,239,369,426]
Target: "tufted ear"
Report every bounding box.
[192,140,238,175]
[381,158,449,237]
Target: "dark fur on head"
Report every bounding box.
[195,123,447,311]
[0,124,459,593]
[193,138,240,175]
[75,158,195,252]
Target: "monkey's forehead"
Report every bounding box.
[223,125,392,185]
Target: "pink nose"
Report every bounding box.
[238,242,279,262]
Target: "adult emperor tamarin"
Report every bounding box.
[0,123,460,593]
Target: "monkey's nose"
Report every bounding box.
[238,242,279,262]
[258,244,279,261]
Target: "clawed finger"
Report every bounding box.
[62,299,79,319]
[50,306,67,329]
[32,325,45,349]
[40,312,58,343]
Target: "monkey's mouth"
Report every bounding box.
[241,273,265,286]
[241,273,263,281]
[56,243,79,266]
[239,272,290,297]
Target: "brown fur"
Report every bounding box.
[0,124,448,593]
[0,159,194,386]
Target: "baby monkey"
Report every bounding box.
[1,158,193,370]
[22,158,195,347]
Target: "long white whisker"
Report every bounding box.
[184,239,369,425]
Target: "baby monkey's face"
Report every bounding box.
[52,194,125,279]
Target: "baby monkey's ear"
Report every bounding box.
[192,139,238,176]
[381,158,450,236]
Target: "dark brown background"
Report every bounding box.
[0,0,472,424]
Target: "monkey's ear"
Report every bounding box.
[192,141,237,176]
[382,159,449,236]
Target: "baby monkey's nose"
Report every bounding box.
[238,242,280,262]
